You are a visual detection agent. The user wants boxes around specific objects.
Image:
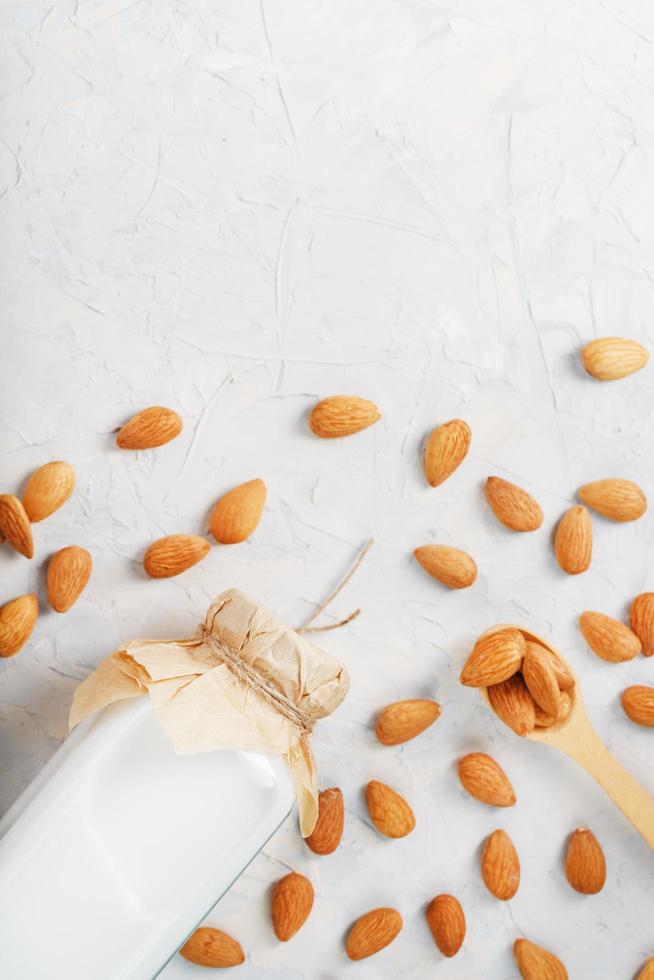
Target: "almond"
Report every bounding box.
[565,828,606,894]
[579,611,641,663]
[481,829,520,900]
[423,419,471,488]
[637,956,654,980]
[414,545,476,589]
[514,938,568,979]
[179,927,244,968]
[582,336,649,381]
[630,593,654,656]
[459,628,526,687]
[622,686,654,727]
[209,479,266,544]
[143,534,210,578]
[522,643,560,717]
[485,477,543,532]
[47,546,92,613]
[0,494,34,558]
[425,894,465,958]
[375,699,441,745]
[529,642,575,691]
[488,674,536,736]
[366,780,415,838]
[23,461,75,522]
[578,478,646,522]
[554,505,591,575]
[271,872,314,941]
[458,752,517,807]
[116,406,182,449]
[534,690,572,728]
[305,787,344,855]
[345,907,402,960]
[0,594,38,658]
[309,396,380,438]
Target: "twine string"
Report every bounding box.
[297,538,374,634]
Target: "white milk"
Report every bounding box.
[0,698,294,979]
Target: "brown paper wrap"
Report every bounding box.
[69,589,350,836]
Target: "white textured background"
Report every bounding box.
[2,0,654,977]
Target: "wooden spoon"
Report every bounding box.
[479,624,654,850]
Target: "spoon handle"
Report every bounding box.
[567,725,654,851]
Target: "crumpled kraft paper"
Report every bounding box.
[69,588,350,836]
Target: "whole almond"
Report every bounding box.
[425,894,465,958]
[637,956,654,980]
[528,642,575,691]
[414,545,477,589]
[305,787,344,855]
[582,336,649,381]
[554,505,591,575]
[514,938,568,979]
[481,829,520,900]
[209,479,266,544]
[579,611,641,663]
[23,461,75,522]
[488,674,536,737]
[485,477,543,532]
[366,780,415,838]
[271,872,314,941]
[630,593,654,656]
[345,907,402,960]
[0,495,34,558]
[578,478,646,522]
[535,690,572,728]
[375,699,441,745]
[309,396,380,438]
[460,628,526,687]
[179,927,244,968]
[0,594,38,657]
[47,546,92,613]
[565,828,606,894]
[143,534,210,578]
[622,686,654,727]
[458,752,517,807]
[116,406,182,449]
[423,419,471,488]
[522,643,560,717]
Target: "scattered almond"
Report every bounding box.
[345,907,402,960]
[366,780,415,838]
[637,956,654,980]
[488,673,536,736]
[565,828,606,895]
[0,494,34,559]
[458,752,516,807]
[554,505,591,575]
[578,478,646,522]
[271,872,314,941]
[309,396,380,438]
[630,593,654,656]
[209,479,266,544]
[485,477,543,532]
[116,406,182,449]
[425,894,465,958]
[305,787,344,855]
[179,926,244,968]
[143,534,210,578]
[0,594,38,658]
[522,643,560,717]
[481,829,520,900]
[375,699,441,745]
[423,419,471,488]
[460,628,526,688]
[23,461,75,522]
[579,611,641,663]
[47,546,92,613]
[622,686,654,728]
[514,938,568,979]
[414,545,477,589]
[582,336,649,381]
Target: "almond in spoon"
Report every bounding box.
[460,628,526,687]
[522,643,560,717]
[488,674,536,736]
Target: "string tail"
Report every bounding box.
[298,608,361,634]
[297,538,373,633]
